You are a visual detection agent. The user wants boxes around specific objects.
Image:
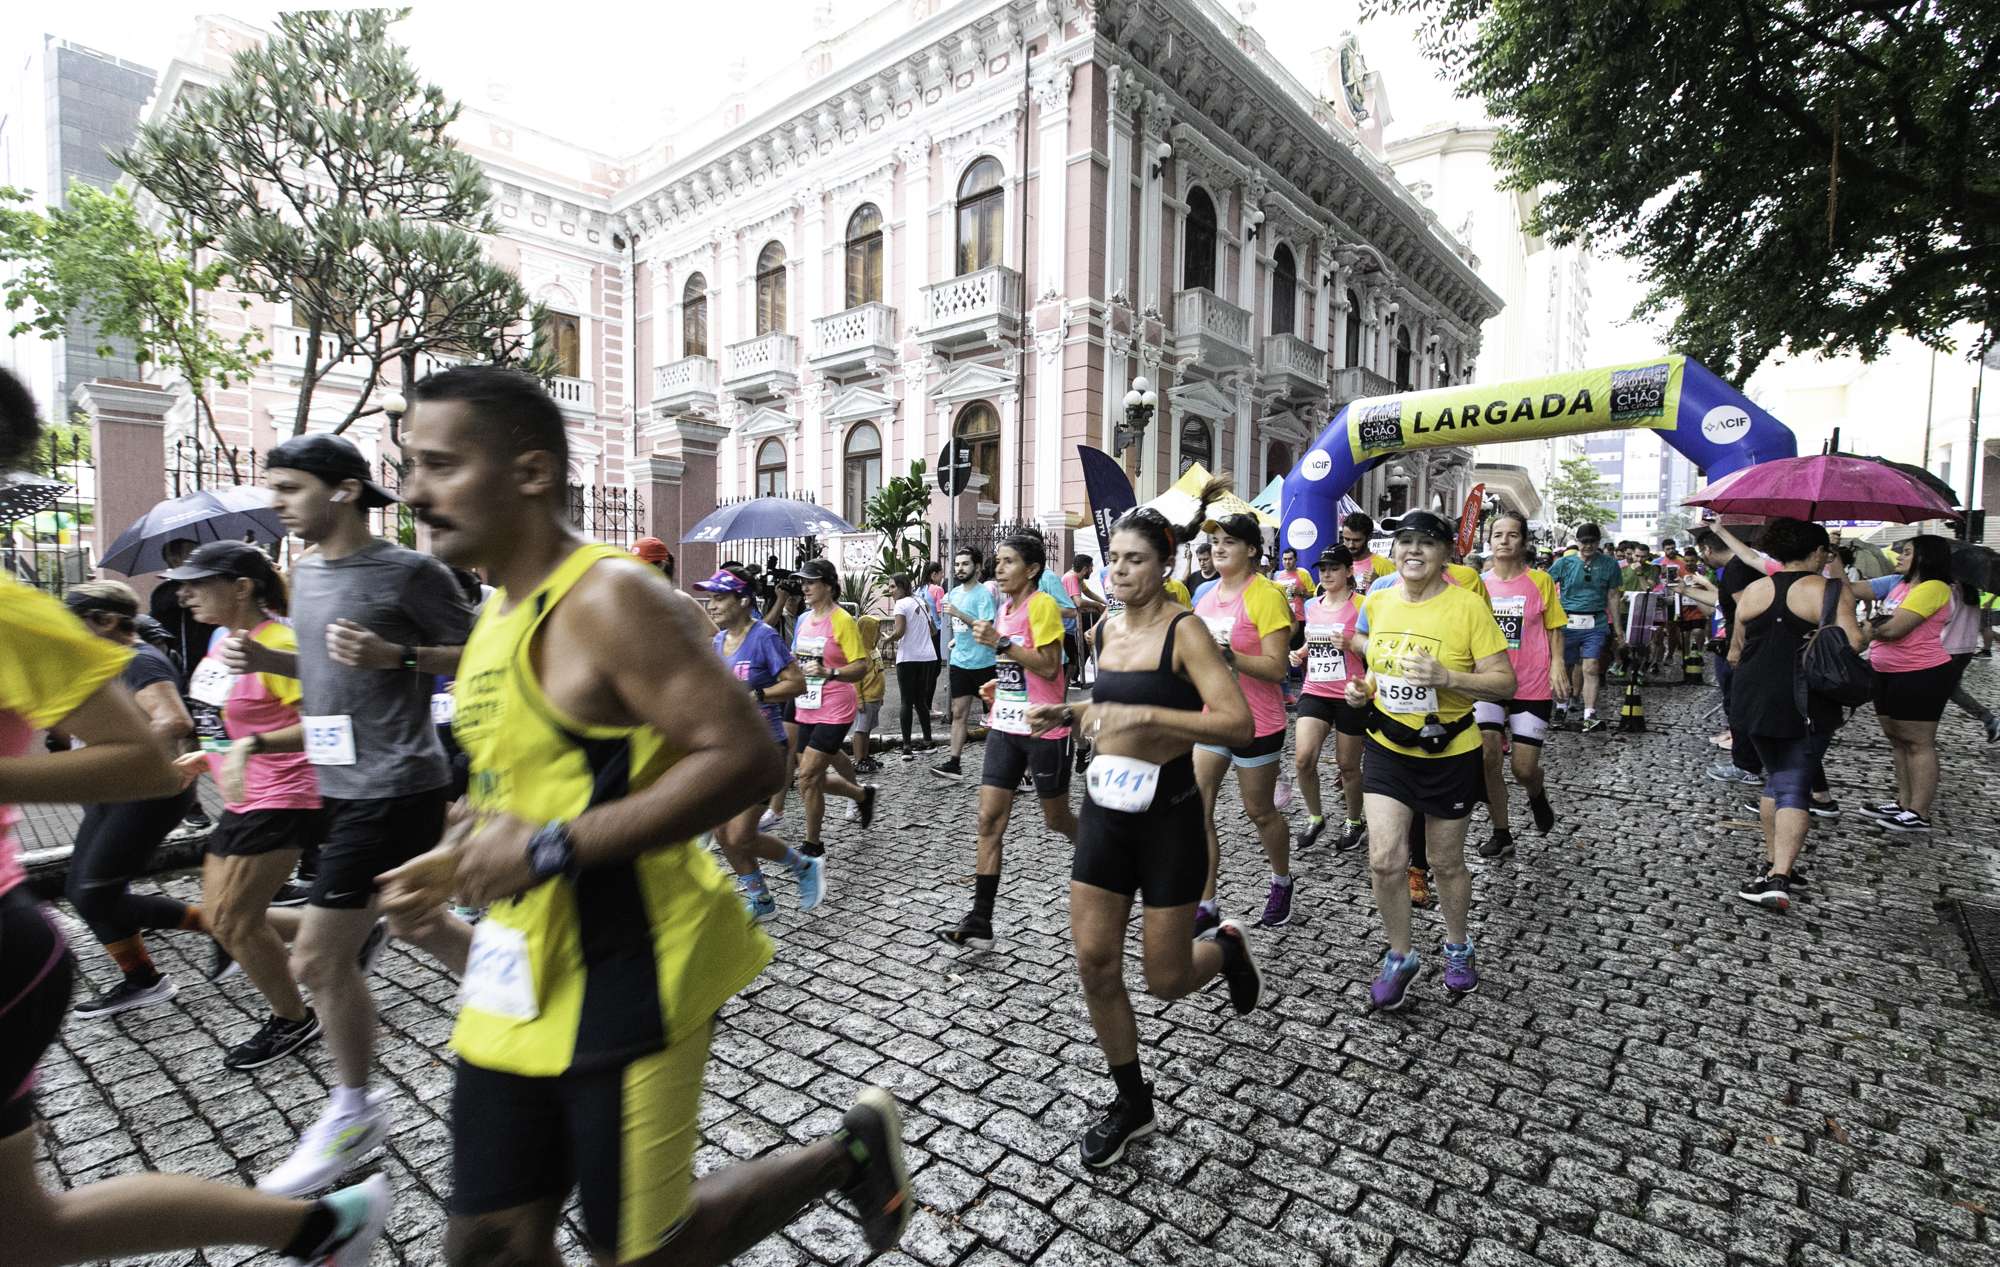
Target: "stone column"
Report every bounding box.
[1104,63,1138,306]
[1331,275,1350,371]
[802,381,828,506]
[639,417,728,580]
[1031,59,1074,528]
[897,135,934,474]
[997,385,1020,521]
[651,257,675,375]
[1232,377,1254,487]
[1138,95,1170,318]
[1311,238,1332,358]
[75,379,171,600]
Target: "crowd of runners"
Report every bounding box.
[2,361,1994,1264]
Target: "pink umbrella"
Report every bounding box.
[1684,454,1960,523]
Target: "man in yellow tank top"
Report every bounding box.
[376,366,911,1267]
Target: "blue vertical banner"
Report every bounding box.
[1077,445,1136,562]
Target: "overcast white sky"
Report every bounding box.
[2,0,1664,361]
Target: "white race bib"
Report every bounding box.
[188,656,236,708]
[1376,674,1439,715]
[1491,597,1527,650]
[460,920,538,1020]
[430,691,456,726]
[1567,612,1597,631]
[992,660,1031,735]
[1201,614,1235,649]
[796,635,827,710]
[301,715,356,766]
[1086,753,1162,812]
[1304,626,1346,684]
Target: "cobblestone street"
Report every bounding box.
[29,670,2000,1267]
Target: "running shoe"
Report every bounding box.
[1256,879,1293,929]
[1214,919,1262,1014]
[164,815,213,845]
[1859,800,1902,820]
[1706,762,1763,786]
[1479,828,1515,860]
[1789,864,1811,889]
[1079,1094,1157,1168]
[1192,901,1221,939]
[356,919,390,974]
[1578,716,1606,734]
[758,808,782,832]
[858,785,878,829]
[1369,950,1421,1011]
[930,756,963,780]
[1986,715,2000,745]
[836,1087,912,1252]
[283,1173,392,1267]
[855,757,882,776]
[1335,819,1367,853]
[791,852,827,912]
[1407,867,1433,907]
[257,1093,389,1196]
[1295,815,1327,851]
[270,881,312,908]
[225,1010,322,1071]
[207,941,241,984]
[1736,874,1791,912]
[1528,795,1556,834]
[938,912,995,951]
[801,840,826,858]
[1442,941,1478,995]
[1879,809,1933,834]
[845,800,859,822]
[72,972,178,1019]
[743,889,777,923]
[1808,799,1841,819]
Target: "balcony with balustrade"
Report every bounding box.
[808,302,900,378]
[1172,289,1253,371]
[724,333,801,400]
[549,376,596,419]
[1329,365,1397,408]
[1260,334,1326,400]
[653,356,720,416]
[918,266,1022,351]
[269,325,369,386]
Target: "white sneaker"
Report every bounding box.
[758,808,781,832]
[258,1094,389,1196]
[845,800,859,821]
[283,1172,393,1266]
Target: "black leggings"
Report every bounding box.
[65,790,193,946]
[897,660,939,746]
[1,888,74,1137]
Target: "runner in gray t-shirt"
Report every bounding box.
[220,432,472,1198]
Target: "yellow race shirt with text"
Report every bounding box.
[448,544,773,1077]
[1362,582,1508,758]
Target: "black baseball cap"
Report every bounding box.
[161,540,277,582]
[1201,512,1263,548]
[1317,545,1355,569]
[795,557,839,587]
[1392,510,1455,544]
[1574,522,1603,543]
[266,434,398,508]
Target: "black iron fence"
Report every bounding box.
[932,519,1035,574]
[2,428,96,594]
[568,482,646,549]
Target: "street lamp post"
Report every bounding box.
[1114,376,1158,462]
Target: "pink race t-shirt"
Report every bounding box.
[1194,575,1293,738]
[1481,569,1567,701]
[198,622,321,813]
[993,591,1069,740]
[792,607,863,725]
[1870,579,1953,673]
[1300,593,1365,700]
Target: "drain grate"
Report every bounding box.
[1953,900,2000,1008]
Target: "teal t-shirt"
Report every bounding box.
[1548,553,1623,618]
[946,582,999,669]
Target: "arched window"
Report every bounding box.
[953,402,1001,501]
[755,438,788,498]
[1271,244,1297,336]
[1343,288,1361,368]
[955,158,1003,275]
[845,204,884,308]
[682,273,708,358]
[1182,187,1218,292]
[1179,417,1213,477]
[1265,440,1293,481]
[754,242,787,336]
[1394,325,1413,392]
[842,423,883,523]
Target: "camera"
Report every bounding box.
[774,571,805,597]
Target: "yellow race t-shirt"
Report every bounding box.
[1164,577,1193,609]
[1361,582,1509,758]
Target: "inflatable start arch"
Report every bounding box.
[1279,355,1798,555]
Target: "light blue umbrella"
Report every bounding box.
[681,497,855,544]
[98,486,286,575]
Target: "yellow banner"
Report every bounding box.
[1346,356,1684,461]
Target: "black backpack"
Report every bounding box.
[1801,580,1874,707]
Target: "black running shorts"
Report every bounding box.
[1873,661,1955,723]
[1361,738,1484,820]
[0,888,73,1138]
[1296,693,1370,736]
[312,787,449,909]
[1071,753,1204,907]
[797,721,852,754]
[207,807,328,859]
[949,664,997,699]
[980,729,1072,799]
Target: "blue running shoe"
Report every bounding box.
[1369,950,1421,1011]
[743,887,777,923]
[1442,941,1478,995]
[792,852,828,912]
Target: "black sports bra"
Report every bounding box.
[1090,611,1203,712]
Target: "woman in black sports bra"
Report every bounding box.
[1024,501,1266,1172]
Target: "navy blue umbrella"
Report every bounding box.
[98,486,287,575]
[681,497,855,544]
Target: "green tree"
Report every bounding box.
[862,459,934,601]
[1367,0,1999,381]
[1547,455,1617,529]
[0,183,265,459]
[119,8,539,437]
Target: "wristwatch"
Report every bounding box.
[526,820,580,882]
[400,645,419,671]
[244,733,267,756]
[994,635,1016,655]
